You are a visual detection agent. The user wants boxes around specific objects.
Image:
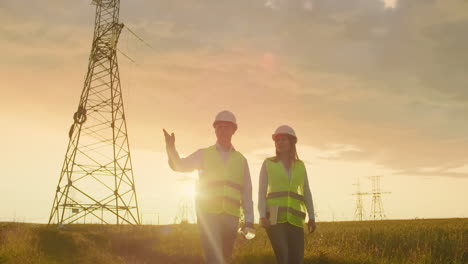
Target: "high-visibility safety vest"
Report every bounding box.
[265,158,307,228]
[196,146,245,217]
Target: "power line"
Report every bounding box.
[124,26,155,51]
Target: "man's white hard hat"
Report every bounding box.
[213,110,237,129]
[272,125,296,140]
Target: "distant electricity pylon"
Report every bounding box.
[352,178,369,221]
[352,176,391,221]
[48,0,140,225]
[368,176,391,220]
[174,198,195,224]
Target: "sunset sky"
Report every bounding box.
[1,0,467,224]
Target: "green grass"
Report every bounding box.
[0,219,466,264]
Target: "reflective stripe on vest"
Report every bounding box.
[267,191,305,202]
[278,206,306,219]
[197,146,245,217]
[198,180,243,192]
[265,158,307,228]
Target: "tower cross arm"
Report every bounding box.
[352,192,372,195]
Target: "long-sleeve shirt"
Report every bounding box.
[258,159,315,220]
[166,143,254,223]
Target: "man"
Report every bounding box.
[163,110,254,264]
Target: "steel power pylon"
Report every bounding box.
[352,178,370,221]
[174,198,195,224]
[48,0,140,225]
[369,176,390,220]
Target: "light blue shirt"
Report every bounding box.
[166,143,254,223]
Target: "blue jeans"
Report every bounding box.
[197,212,239,264]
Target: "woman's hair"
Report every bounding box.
[274,135,300,164]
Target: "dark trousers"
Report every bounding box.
[266,223,304,264]
[197,212,239,264]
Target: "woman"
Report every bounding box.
[258,125,316,264]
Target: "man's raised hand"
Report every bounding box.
[163,129,175,147]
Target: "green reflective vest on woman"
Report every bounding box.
[265,157,307,228]
[197,146,245,217]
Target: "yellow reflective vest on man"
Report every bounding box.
[196,146,245,217]
[266,157,307,228]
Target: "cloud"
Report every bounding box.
[394,170,468,179]
[2,0,468,178]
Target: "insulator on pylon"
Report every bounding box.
[68,124,74,139]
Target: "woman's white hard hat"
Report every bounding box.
[272,125,296,140]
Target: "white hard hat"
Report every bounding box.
[272,125,296,140]
[213,110,237,129]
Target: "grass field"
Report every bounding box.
[0,218,466,264]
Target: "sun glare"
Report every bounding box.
[181,182,197,199]
[382,0,398,9]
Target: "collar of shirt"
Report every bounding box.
[215,143,236,152]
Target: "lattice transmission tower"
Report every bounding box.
[174,198,195,224]
[352,178,370,221]
[48,0,140,225]
[369,176,391,220]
